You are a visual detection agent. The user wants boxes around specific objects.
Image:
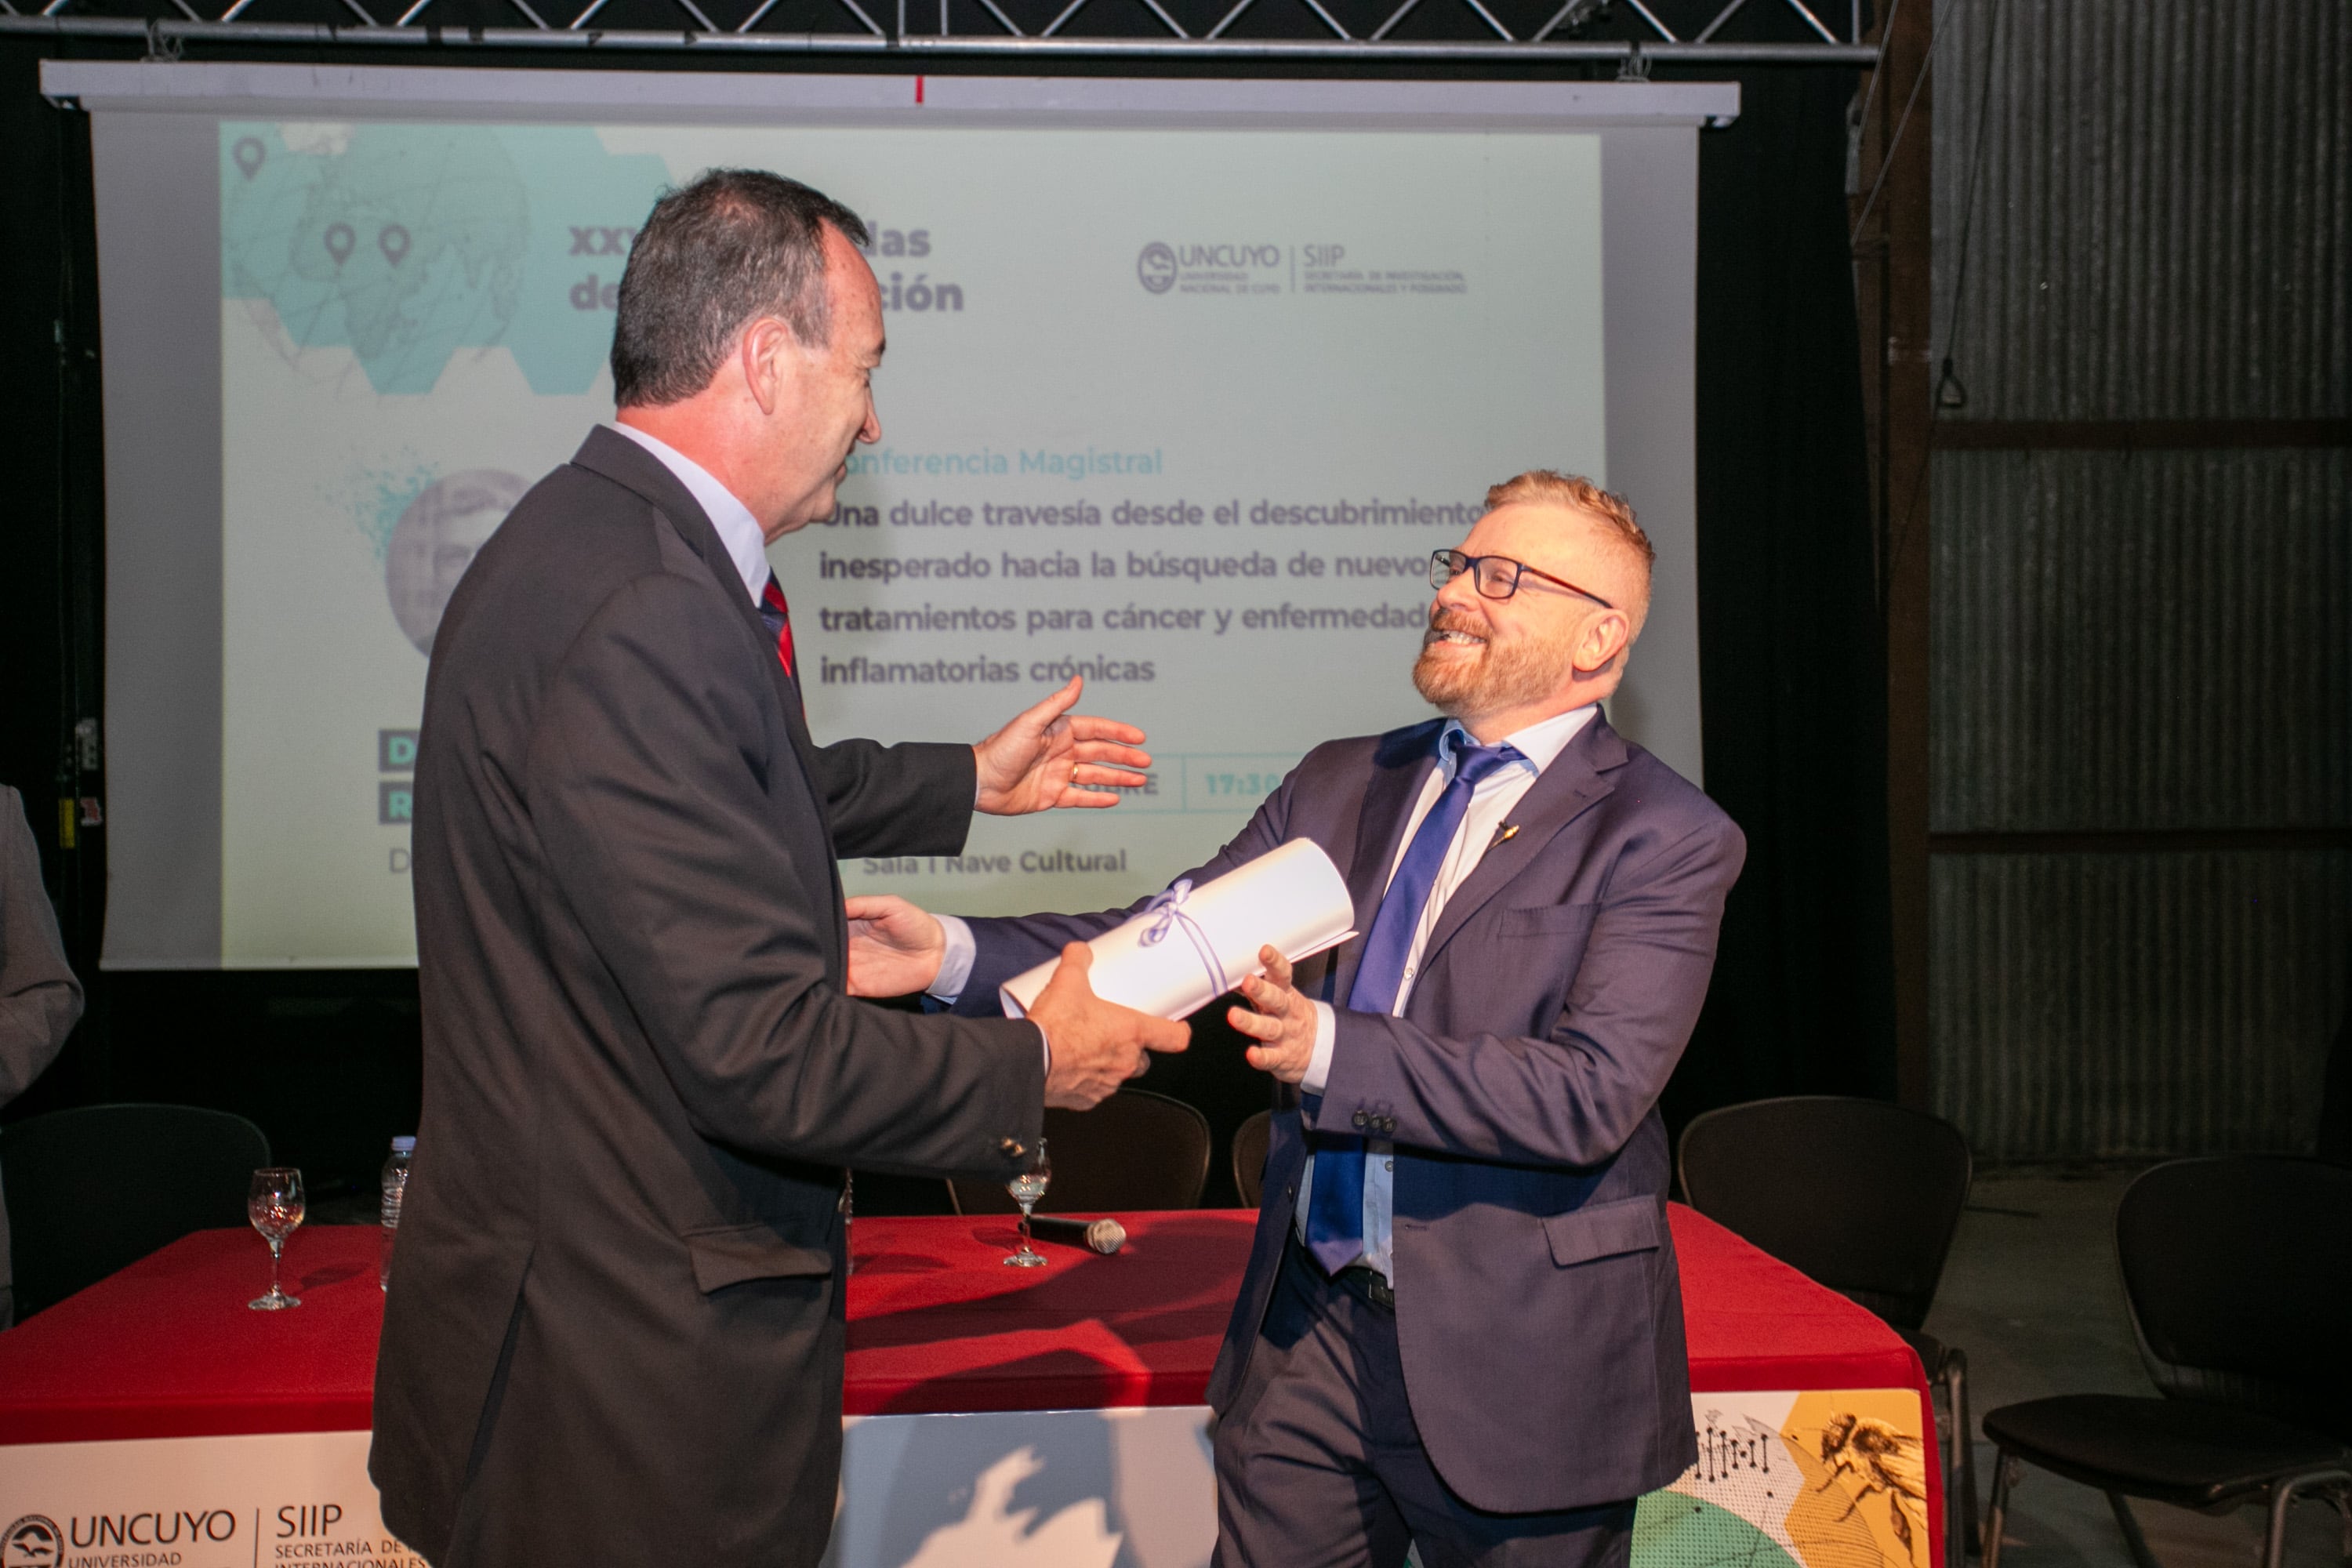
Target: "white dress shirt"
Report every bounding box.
[1294,702,1596,1282]
[608,422,771,604]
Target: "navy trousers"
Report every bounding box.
[1212,1237,1639,1568]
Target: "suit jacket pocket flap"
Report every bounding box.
[684,1221,833,1293]
[1543,1196,1664,1267]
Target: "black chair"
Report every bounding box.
[2317,1002,2350,1167]
[1980,1156,2352,1568]
[2,1102,272,1319]
[1232,1109,1272,1208]
[948,1089,1211,1215]
[1678,1095,1980,1563]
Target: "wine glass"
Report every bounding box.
[1003,1138,1051,1269]
[840,1170,856,1276]
[248,1167,306,1311]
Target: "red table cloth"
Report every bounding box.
[0,1206,1926,1446]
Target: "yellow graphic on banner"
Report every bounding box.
[1784,1390,1933,1568]
[1639,1389,1934,1568]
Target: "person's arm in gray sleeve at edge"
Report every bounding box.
[0,784,86,1328]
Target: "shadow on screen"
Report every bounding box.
[830,1384,1215,1568]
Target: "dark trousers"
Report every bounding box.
[1212,1237,1638,1568]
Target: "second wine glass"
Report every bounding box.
[248,1166,306,1311]
[1002,1138,1051,1269]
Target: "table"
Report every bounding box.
[0,1209,1940,1568]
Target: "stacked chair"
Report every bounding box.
[1678,1095,1980,1567]
[1977,1156,2352,1568]
[2,1102,271,1319]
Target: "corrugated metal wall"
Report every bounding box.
[1932,449,2350,833]
[1926,0,2352,1162]
[1934,852,2350,1160]
[1928,0,2350,420]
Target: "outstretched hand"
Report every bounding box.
[1229,946,1317,1085]
[844,895,947,998]
[973,677,1151,815]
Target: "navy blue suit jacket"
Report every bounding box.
[960,711,1744,1513]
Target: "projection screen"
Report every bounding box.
[45,62,1737,968]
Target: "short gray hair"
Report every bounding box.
[611,169,870,408]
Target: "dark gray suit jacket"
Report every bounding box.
[370,429,1047,1567]
[962,713,1743,1513]
[1,784,84,1320]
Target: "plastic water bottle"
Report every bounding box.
[379,1136,416,1291]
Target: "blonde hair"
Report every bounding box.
[1484,470,1654,573]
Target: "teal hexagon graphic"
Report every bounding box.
[223,122,672,395]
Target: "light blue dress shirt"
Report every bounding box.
[1293,702,1595,1282]
[607,422,770,604]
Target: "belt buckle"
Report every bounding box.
[1289,1232,1395,1310]
[1342,1265,1395,1310]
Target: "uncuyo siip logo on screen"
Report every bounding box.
[1135,237,1469,301]
[1,1515,59,1568]
[1136,241,1178,293]
[1134,239,1416,298]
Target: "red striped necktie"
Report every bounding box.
[757,572,797,679]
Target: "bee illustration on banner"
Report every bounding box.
[1817,1413,1929,1564]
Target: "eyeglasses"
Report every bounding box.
[1429,550,1614,608]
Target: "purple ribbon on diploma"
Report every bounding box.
[1139,880,1235,1000]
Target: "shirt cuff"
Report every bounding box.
[929,915,978,1006]
[1301,1001,1338,1095]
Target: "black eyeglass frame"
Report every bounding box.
[1428,549,1615,608]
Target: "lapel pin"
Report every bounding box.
[1490,823,1521,849]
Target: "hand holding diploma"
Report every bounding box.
[841,905,1186,1109]
[1029,945,1191,1109]
[845,840,1351,1102]
[996,840,1355,1021]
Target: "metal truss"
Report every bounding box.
[0,0,1875,64]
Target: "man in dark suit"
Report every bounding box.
[851,471,1745,1566]
[369,170,1186,1567]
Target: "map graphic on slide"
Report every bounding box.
[221,122,670,394]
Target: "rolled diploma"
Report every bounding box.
[1000,838,1356,1022]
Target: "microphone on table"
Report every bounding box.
[1027,1215,1126,1254]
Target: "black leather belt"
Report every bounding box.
[1287,1231,1396,1309]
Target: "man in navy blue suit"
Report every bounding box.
[849,471,1745,1568]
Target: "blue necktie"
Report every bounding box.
[1304,729,1525,1274]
